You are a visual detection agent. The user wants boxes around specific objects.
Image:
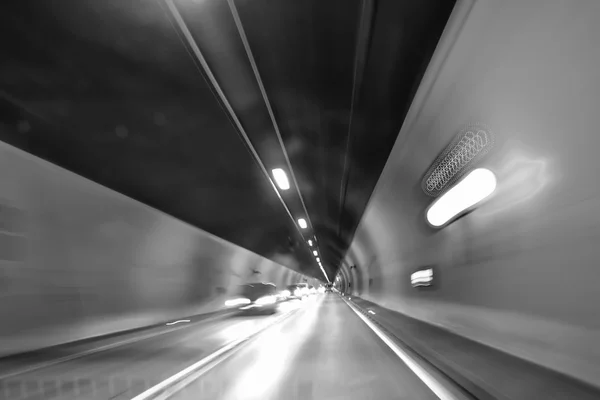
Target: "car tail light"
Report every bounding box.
[225,298,251,307]
[255,295,276,305]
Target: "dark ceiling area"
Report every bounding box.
[0,0,456,281]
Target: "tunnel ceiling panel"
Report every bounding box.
[0,0,456,280]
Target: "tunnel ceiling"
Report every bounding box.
[0,0,455,280]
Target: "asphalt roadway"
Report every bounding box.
[0,295,450,400]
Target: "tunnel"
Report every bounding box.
[1,0,600,399]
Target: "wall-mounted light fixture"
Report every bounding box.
[421,123,495,197]
[426,168,496,227]
[411,268,433,287]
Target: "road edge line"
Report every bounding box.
[341,296,464,400]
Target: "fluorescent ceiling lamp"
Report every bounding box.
[426,168,496,227]
[319,266,330,282]
[313,250,318,256]
[272,168,290,190]
[298,218,308,229]
[316,257,320,262]
[308,239,313,246]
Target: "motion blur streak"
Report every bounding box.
[2,0,600,398]
[480,146,551,217]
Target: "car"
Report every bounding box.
[296,283,310,297]
[325,284,333,293]
[224,282,279,315]
[283,284,306,300]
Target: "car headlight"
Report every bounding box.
[225,298,251,307]
[255,295,276,305]
[281,290,291,297]
[294,289,302,296]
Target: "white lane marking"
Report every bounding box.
[149,341,244,400]
[0,313,226,381]
[343,299,462,400]
[132,300,321,400]
[218,296,325,400]
[367,310,376,315]
[166,320,191,326]
[131,333,251,400]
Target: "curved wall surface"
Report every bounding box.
[342,0,600,386]
[0,141,310,357]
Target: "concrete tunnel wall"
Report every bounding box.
[342,0,600,386]
[0,141,312,358]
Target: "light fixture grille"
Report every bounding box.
[422,123,495,197]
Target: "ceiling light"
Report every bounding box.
[426,168,496,227]
[312,250,318,256]
[272,168,290,190]
[298,218,307,229]
[316,257,320,262]
[308,239,313,246]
